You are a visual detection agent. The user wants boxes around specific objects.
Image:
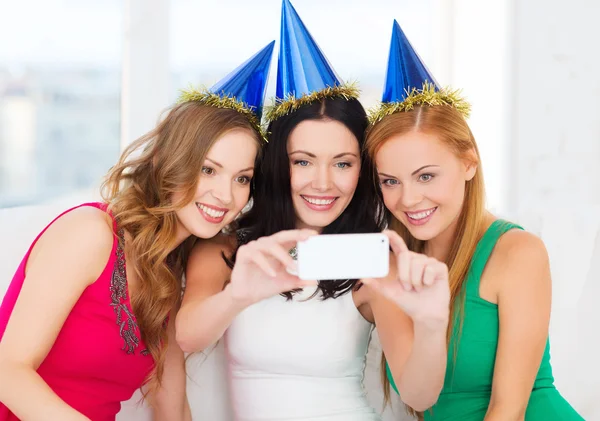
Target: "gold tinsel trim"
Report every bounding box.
[368,81,471,125]
[264,83,360,123]
[177,87,267,143]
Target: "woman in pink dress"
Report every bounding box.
[0,42,274,421]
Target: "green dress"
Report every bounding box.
[387,220,584,420]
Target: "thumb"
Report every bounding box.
[364,277,411,302]
[279,272,317,290]
[298,279,318,287]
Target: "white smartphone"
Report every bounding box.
[296,233,389,281]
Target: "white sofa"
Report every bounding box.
[0,200,598,420]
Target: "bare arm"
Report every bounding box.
[149,308,191,421]
[367,257,447,411]
[363,230,450,411]
[175,237,242,353]
[176,230,317,353]
[0,207,114,420]
[484,231,552,421]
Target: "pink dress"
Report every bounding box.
[0,203,154,420]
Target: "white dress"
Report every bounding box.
[225,284,382,421]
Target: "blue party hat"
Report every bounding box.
[210,41,275,119]
[265,0,358,122]
[178,41,276,138]
[369,20,470,125]
[382,20,438,103]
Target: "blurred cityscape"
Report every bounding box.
[0,66,383,208]
[0,66,120,207]
[0,0,428,208]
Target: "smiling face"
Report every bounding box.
[173,129,258,240]
[287,119,361,232]
[375,130,476,242]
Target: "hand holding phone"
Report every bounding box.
[229,229,318,305]
[361,230,450,326]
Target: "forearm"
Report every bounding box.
[183,400,192,421]
[151,394,191,421]
[484,410,524,421]
[484,402,526,421]
[393,322,447,411]
[0,362,90,421]
[176,285,249,353]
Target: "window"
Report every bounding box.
[0,0,122,208]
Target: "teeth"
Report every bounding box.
[197,204,225,218]
[407,208,435,220]
[303,196,335,205]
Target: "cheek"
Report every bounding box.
[232,187,251,212]
[289,167,309,195]
[433,177,465,206]
[193,179,210,199]
[381,187,401,210]
[335,169,360,194]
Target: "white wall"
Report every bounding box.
[434,0,600,418]
[511,0,600,414]
[510,0,600,213]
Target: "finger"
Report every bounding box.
[410,255,427,292]
[270,229,318,247]
[249,250,278,278]
[398,249,412,291]
[363,277,404,303]
[383,229,409,254]
[294,279,318,288]
[299,279,318,287]
[432,261,449,284]
[423,261,437,286]
[278,273,316,291]
[235,242,255,263]
[255,240,296,272]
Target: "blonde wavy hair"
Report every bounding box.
[365,105,486,418]
[101,101,261,391]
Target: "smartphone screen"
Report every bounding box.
[296,233,389,281]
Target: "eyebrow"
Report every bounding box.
[206,158,254,173]
[206,158,222,168]
[378,165,440,178]
[289,150,358,159]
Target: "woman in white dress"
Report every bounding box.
[176,1,450,420]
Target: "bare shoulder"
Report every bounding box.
[491,228,548,266]
[42,205,113,238]
[484,227,550,296]
[25,205,115,290]
[30,206,114,265]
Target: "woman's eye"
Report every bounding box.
[381,179,398,186]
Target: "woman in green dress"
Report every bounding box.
[362,20,584,421]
